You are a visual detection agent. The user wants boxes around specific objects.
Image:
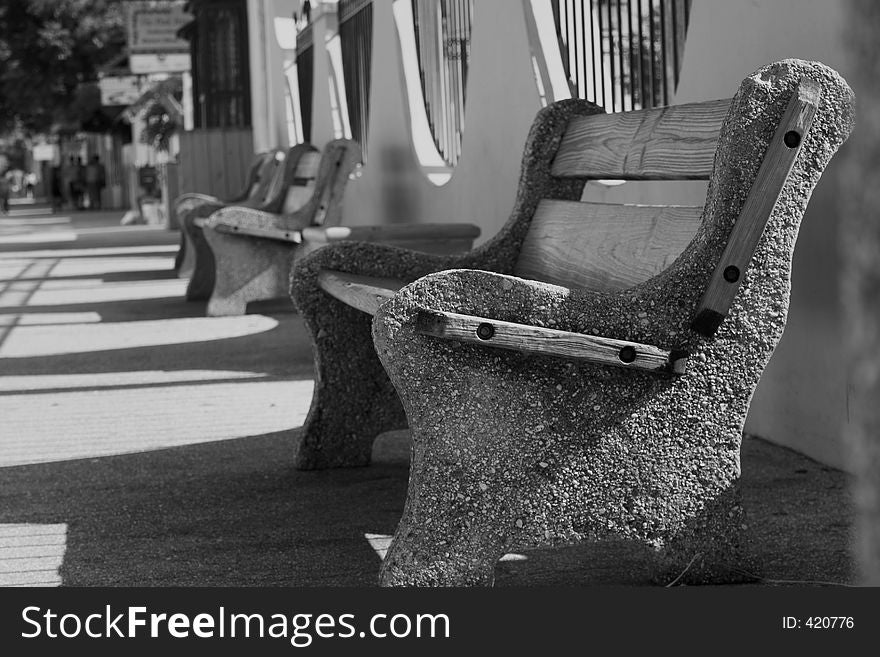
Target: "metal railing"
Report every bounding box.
[339,0,373,156]
[412,0,474,167]
[552,0,691,112]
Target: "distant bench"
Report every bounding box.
[195,142,482,317]
[288,59,854,587]
[179,145,317,302]
[192,139,358,316]
[173,150,282,277]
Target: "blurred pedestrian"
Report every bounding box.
[85,155,107,210]
[61,156,77,209]
[50,165,63,211]
[0,172,9,214]
[74,157,86,209]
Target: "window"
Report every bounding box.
[188,0,251,128]
[338,0,373,156]
[295,21,314,143]
[411,0,474,167]
[552,0,691,112]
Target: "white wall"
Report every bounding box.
[248,0,299,152]
[334,0,543,232]
[674,0,853,470]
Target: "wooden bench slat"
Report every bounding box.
[692,79,821,337]
[281,184,316,214]
[295,151,323,179]
[211,222,303,243]
[415,309,688,375]
[551,98,731,180]
[514,199,702,291]
[317,271,408,316]
[253,151,286,204]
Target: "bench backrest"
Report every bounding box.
[281,151,322,213]
[233,151,274,202]
[249,149,287,207]
[512,98,731,292]
[258,143,321,214]
[290,139,363,226]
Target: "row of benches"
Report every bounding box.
[174,59,854,587]
[174,141,481,316]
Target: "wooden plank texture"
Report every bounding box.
[514,199,701,291]
[210,223,303,244]
[296,151,323,179]
[312,147,347,226]
[551,98,730,180]
[281,152,321,213]
[416,309,688,374]
[317,271,408,315]
[176,128,254,197]
[255,151,284,204]
[691,79,821,337]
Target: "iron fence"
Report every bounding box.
[552,0,691,112]
[339,0,373,157]
[295,22,314,143]
[412,0,474,167]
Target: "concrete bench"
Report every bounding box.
[291,60,854,586]
[194,139,362,316]
[182,144,319,302]
[174,150,283,278]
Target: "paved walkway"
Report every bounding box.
[0,203,327,585]
[0,202,857,588]
[0,204,315,467]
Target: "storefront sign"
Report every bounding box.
[125,1,191,54]
[129,53,192,75]
[99,76,144,106]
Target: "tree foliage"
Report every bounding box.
[0,0,127,134]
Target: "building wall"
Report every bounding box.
[674,0,853,470]
[840,0,880,585]
[248,0,299,152]
[262,0,856,470]
[308,0,543,233]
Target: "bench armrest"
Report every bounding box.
[374,268,695,377]
[415,308,687,375]
[197,205,313,240]
[175,193,223,215]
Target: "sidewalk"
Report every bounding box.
[0,205,856,587]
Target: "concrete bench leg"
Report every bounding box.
[176,230,195,279]
[183,215,217,301]
[289,241,479,470]
[650,482,755,585]
[203,229,294,316]
[293,298,408,469]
